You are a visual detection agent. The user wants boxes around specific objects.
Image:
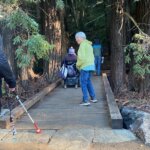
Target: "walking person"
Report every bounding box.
[75,32,98,106]
[93,39,102,76]
[0,36,16,114]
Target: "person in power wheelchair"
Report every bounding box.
[61,47,79,88]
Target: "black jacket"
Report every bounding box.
[0,50,16,97]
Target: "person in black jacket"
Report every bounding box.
[0,36,16,113]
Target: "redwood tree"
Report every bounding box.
[41,0,66,82]
[110,0,125,94]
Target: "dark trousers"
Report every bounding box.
[0,79,2,113]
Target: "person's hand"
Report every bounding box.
[101,57,104,64]
[76,63,80,70]
[9,88,15,92]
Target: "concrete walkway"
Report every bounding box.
[0,77,140,150]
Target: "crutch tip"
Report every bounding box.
[36,128,41,134]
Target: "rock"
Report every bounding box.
[120,107,145,129]
[121,106,150,145]
[131,114,150,145]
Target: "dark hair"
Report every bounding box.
[93,39,100,45]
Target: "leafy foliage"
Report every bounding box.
[6,9,39,33]
[1,0,41,4]
[64,0,108,43]
[56,0,64,10]
[15,34,54,68]
[1,0,65,7]
[125,34,150,79]
[133,0,141,2]
[3,8,53,68]
[0,0,18,4]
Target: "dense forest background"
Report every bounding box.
[0,0,150,98]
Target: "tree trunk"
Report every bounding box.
[20,68,29,90]
[110,0,125,94]
[41,0,66,82]
[104,0,111,57]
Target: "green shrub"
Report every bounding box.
[3,8,54,68]
[125,34,150,79]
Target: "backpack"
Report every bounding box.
[67,64,76,76]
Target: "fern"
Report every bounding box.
[125,34,150,80]
[13,35,22,45]
[13,33,54,68]
[25,34,54,60]
[125,54,131,64]
[133,64,145,79]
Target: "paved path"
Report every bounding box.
[0,77,142,150]
[16,77,109,130]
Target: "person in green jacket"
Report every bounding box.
[75,32,98,106]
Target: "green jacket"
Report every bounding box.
[76,39,95,70]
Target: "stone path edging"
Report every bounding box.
[102,73,123,129]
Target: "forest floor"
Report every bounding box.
[1,75,50,110]
[116,89,150,113]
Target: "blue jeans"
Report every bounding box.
[0,79,2,113]
[95,56,101,76]
[80,70,96,102]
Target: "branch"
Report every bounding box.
[124,12,148,37]
[85,14,104,26]
[118,14,124,35]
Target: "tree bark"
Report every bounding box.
[41,0,66,82]
[110,0,125,94]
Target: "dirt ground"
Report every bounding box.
[0,141,150,150]
[116,90,150,113]
[90,141,150,150]
[1,76,50,109]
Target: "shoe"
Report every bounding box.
[90,99,98,103]
[75,84,78,89]
[64,84,67,89]
[80,102,91,106]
